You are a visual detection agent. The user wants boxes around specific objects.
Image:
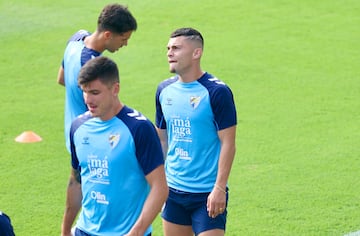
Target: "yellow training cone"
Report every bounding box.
[15,131,42,143]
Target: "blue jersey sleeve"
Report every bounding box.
[120,107,164,175]
[155,76,178,129]
[61,30,92,68]
[67,29,91,43]
[134,120,164,175]
[210,84,237,130]
[69,112,92,170]
[155,86,165,129]
[199,75,237,130]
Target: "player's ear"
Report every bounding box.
[113,82,120,96]
[104,31,112,39]
[193,48,202,59]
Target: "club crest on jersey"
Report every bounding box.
[190,96,201,109]
[109,133,120,149]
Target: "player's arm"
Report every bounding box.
[125,165,168,236]
[61,168,82,236]
[57,66,65,86]
[215,125,236,192]
[207,125,236,218]
[156,127,168,159]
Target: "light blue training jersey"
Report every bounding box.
[62,30,101,152]
[155,72,237,193]
[70,106,164,236]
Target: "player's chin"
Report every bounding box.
[89,109,99,117]
[114,46,124,52]
[109,47,119,53]
[169,67,176,73]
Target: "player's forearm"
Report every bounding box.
[57,66,65,86]
[61,209,78,235]
[216,144,235,188]
[156,128,168,159]
[127,171,168,235]
[61,176,82,235]
[61,203,81,235]
[127,199,166,235]
[216,126,237,189]
[160,140,168,159]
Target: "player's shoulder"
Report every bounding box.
[199,72,225,86]
[157,75,179,92]
[118,106,154,128]
[198,72,232,92]
[118,106,157,134]
[121,106,148,122]
[70,112,92,134]
[67,29,91,43]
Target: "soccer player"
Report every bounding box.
[0,211,15,236]
[155,28,237,236]
[61,57,168,236]
[57,3,137,152]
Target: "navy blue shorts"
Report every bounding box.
[161,187,228,235]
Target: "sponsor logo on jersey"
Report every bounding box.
[170,117,192,142]
[91,191,109,205]
[87,154,110,185]
[175,147,192,160]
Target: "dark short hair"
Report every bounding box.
[78,57,119,87]
[97,4,137,34]
[170,27,204,47]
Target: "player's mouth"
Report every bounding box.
[88,105,97,113]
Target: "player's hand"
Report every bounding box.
[206,186,227,218]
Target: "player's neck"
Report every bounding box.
[84,32,105,53]
[100,101,123,121]
[178,68,204,83]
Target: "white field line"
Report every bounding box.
[344,230,360,236]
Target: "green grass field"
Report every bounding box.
[0,0,359,235]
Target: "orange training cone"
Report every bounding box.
[15,131,42,143]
